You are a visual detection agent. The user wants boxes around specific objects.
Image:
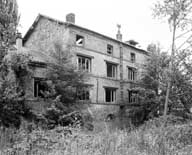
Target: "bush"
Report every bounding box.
[0,53,33,128]
[35,98,89,130]
[1,116,192,155]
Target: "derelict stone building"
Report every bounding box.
[16,13,148,104]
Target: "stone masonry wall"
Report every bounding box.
[23,16,148,104]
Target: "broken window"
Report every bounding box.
[130,53,136,63]
[76,35,84,46]
[128,67,136,81]
[77,55,91,72]
[77,88,90,101]
[107,44,113,55]
[105,88,116,102]
[128,90,137,103]
[106,62,117,78]
[34,78,47,98]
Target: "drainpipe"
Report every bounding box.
[116,24,124,106]
[96,78,99,103]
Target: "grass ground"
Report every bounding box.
[1,116,192,155]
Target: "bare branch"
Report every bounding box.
[175,29,192,40]
[176,35,192,51]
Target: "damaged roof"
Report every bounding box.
[23,14,148,55]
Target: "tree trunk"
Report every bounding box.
[164,5,177,118]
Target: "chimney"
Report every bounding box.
[66,13,75,24]
[116,24,122,41]
[16,32,22,49]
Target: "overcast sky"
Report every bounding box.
[17,0,172,50]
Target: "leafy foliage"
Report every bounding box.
[153,0,192,117]
[129,43,192,124]
[0,53,32,128]
[153,0,192,30]
[0,0,19,62]
[46,42,88,104]
[2,119,192,155]
[35,41,93,129]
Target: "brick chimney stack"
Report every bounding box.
[116,24,122,41]
[66,13,75,24]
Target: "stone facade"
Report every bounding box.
[22,14,148,104]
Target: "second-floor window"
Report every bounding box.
[128,67,136,81]
[77,56,91,72]
[76,35,84,46]
[107,44,113,55]
[106,62,117,78]
[130,53,136,63]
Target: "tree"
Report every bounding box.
[38,42,91,129]
[0,0,33,128]
[0,53,32,128]
[46,41,88,104]
[0,0,19,62]
[129,44,170,124]
[131,42,192,125]
[153,0,192,117]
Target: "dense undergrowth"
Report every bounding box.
[1,115,192,155]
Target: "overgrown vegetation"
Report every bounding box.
[0,0,33,128]
[1,1,192,154]
[128,42,192,125]
[46,42,88,103]
[0,0,19,61]
[153,0,192,117]
[0,53,32,128]
[1,116,192,155]
[31,42,92,129]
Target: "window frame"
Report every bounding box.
[33,77,47,98]
[127,90,138,103]
[130,53,136,63]
[76,34,84,46]
[77,87,90,101]
[127,67,137,81]
[106,62,117,78]
[107,44,113,55]
[77,55,91,72]
[105,87,117,103]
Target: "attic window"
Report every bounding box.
[76,35,84,46]
[130,53,136,63]
[107,44,113,55]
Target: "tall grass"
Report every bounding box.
[1,116,192,155]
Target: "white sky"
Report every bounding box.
[17,0,172,50]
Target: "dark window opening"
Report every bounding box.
[106,62,117,78]
[131,53,136,63]
[105,88,116,102]
[107,44,113,55]
[34,78,47,98]
[76,35,84,46]
[77,56,91,72]
[128,67,136,81]
[128,90,137,103]
[77,88,90,101]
